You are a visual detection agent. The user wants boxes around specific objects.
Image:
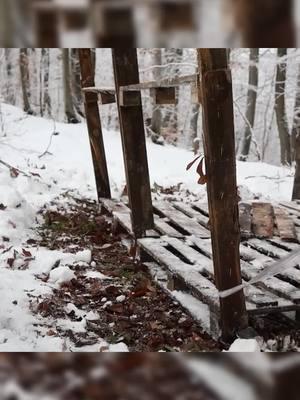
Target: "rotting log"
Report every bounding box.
[112,48,154,238]
[197,49,248,341]
[78,48,111,200]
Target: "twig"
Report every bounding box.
[38,118,58,159]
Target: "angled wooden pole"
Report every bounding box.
[78,48,111,200]
[112,48,154,238]
[197,49,248,341]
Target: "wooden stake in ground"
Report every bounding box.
[112,48,154,238]
[78,48,111,200]
[197,49,248,341]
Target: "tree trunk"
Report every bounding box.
[71,48,84,117]
[162,48,183,143]
[19,48,33,114]
[292,66,300,200]
[62,48,79,124]
[150,48,163,140]
[189,103,200,149]
[4,49,15,104]
[275,48,291,165]
[40,48,51,117]
[239,48,259,161]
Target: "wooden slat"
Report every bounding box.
[154,217,184,238]
[247,238,290,259]
[279,201,300,215]
[138,238,220,313]
[252,202,274,238]
[190,237,299,308]
[120,74,198,91]
[153,201,210,238]
[173,202,210,228]
[274,206,298,242]
[150,87,177,105]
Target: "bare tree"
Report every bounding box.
[275,48,291,165]
[71,48,84,117]
[239,48,259,161]
[40,48,51,117]
[62,48,79,124]
[150,48,163,143]
[19,48,33,114]
[292,66,300,199]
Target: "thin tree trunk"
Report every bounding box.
[292,67,300,200]
[291,65,300,162]
[189,103,200,149]
[150,48,163,140]
[239,48,259,161]
[19,48,33,114]
[4,49,15,104]
[41,48,51,117]
[71,48,84,117]
[62,48,79,124]
[275,48,291,165]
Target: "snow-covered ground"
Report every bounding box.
[0,104,296,351]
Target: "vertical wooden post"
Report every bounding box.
[232,0,296,47]
[112,48,154,238]
[197,49,248,341]
[78,48,111,200]
[32,0,60,47]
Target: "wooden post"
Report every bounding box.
[78,48,111,200]
[112,48,154,238]
[32,0,60,47]
[197,49,248,341]
[231,0,296,47]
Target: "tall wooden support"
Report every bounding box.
[91,0,136,47]
[231,0,296,47]
[112,48,154,238]
[197,49,248,340]
[78,49,111,200]
[32,0,59,47]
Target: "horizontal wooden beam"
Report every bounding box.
[119,73,198,91]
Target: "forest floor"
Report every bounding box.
[0,104,298,351]
[32,194,220,352]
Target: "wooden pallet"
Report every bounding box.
[101,198,300,326]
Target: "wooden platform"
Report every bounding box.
[101,198,300,329]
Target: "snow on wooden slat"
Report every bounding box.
[173,202,210,228]
[153,216,184,238]
[138,237,220,312]
[153,201,210,238]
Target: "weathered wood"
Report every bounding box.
[78,48,111,200]
[274,206,298,242]
[32,0,60,46]
[138,238,221,313]
[92,2,136,47]
[112,48,154,238]
[252,202,274,238]
[150,87,177,105]
[198,49,248,340]
[239,202,252,239]
[157,1,196,31]
[120,74,197,91]
[153,201,210,238]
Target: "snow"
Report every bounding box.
[228,339,261,353]
[0,103,297,351]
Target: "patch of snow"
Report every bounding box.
[227,339,261,353]
[49,266,76,287]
